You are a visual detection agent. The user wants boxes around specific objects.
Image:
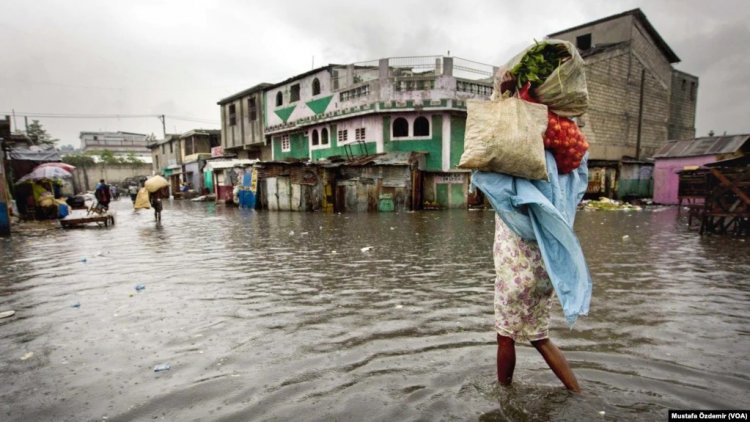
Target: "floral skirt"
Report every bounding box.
[493,214,554,342]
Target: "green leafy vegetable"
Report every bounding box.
[510,41,571,91]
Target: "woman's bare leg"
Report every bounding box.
[497,334,516,385]
[530,338,581,392]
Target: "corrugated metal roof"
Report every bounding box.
[205,159,257,171]
[318,152,425,168]
[653,135,750,158]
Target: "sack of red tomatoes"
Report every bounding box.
[544,111,589,174]
[500,39,590,175]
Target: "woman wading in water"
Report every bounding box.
[492,215,581,392]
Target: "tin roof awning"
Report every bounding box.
[204,159,257,171]
[8,147,61,161]
[654,135,750,158]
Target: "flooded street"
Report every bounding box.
[1,199,749,421]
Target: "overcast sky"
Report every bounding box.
[1,0,749,148]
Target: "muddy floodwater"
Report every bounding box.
[1,199,749,421]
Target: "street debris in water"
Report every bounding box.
[583,197,642,211]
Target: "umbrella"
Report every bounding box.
[15,165,72,184]
[37,162,76,172]
[144,175,169,193]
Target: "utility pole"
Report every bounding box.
[635,68,646,160]
[159,115,166,138]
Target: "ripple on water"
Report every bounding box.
[1,203,749,420]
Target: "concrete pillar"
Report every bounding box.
[442,57,453,77]
[379,58,389,81]
[346,64,354,86]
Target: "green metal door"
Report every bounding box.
[436,184,449,208]
[450,184,465,208]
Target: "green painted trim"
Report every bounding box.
[306,95,333,114]
[274,105,296,123]
[449,116,466,168]
[273,132,309,160]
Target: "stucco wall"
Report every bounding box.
[70,163,153,193]
[652,155,716,204]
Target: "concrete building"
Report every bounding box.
[79,131,151,160]
[217,84,271,160]
[548,9,698,198]
[237,56,495,210]
[147,130,221,194]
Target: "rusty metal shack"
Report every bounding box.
[254,152,425,213]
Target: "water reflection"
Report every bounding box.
[0,200,748,421]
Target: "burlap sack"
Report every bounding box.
[458,97,548,180]
[134,188,151,209]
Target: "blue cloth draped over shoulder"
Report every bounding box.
[472,151,591,327]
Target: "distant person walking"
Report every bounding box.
[149,188,164,222]
[128,184,138,202]
[94,179,111,211]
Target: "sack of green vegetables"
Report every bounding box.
[497,39,589,117]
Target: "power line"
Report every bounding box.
[0,111,159,119]
[0,111,219,125]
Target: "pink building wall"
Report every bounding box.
[652,155,716,204]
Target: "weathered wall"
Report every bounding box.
[221,90,265,153]
[669,71,698,140]
[584,46,670,161]
[70,163,152,193]
[551,12,696,164]
[423,172,468,209]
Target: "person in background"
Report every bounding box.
[149,187,163,222]
[128,184,138,202]
[94,179,111,210]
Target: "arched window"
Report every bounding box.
[312,78,321,96]
[414,116,430,136]
[311,129,319,146]
[321,128,329,145]
[276,91,283,107]
[393,117,409,138]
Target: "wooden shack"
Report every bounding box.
[678,155,750,236]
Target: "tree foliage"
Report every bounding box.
[124,152,143,164]
[98,149,120,164]
[62,153,95,168]
[26,120,58,146]
[81,149,144,165]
